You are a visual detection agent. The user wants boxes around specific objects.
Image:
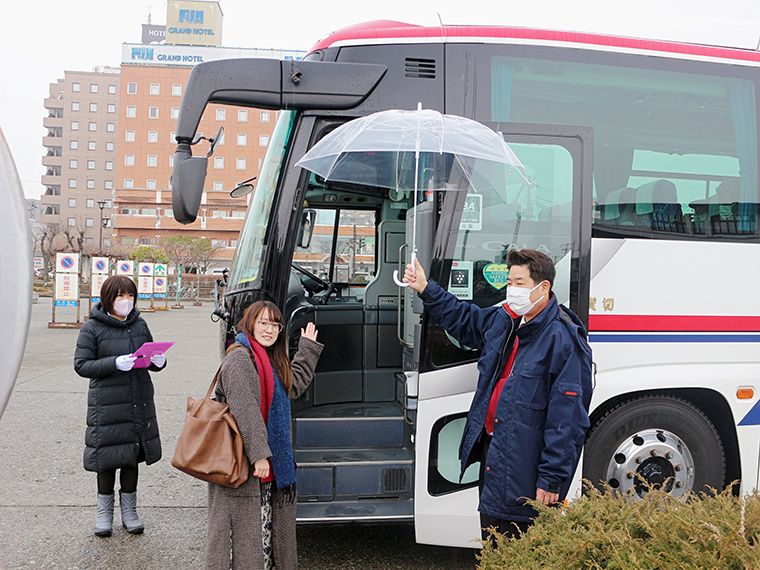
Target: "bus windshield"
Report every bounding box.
[228,110,296,287]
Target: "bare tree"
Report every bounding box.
[31,221,62,283]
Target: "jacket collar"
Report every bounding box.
[513,294,559,342]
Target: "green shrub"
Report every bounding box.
[477,482,760,569]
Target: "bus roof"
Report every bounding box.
[309,20,760,67]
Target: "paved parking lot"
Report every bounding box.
[0,299,477,569]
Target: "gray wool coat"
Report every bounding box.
[205,336,323,570]
[74,304,166,472]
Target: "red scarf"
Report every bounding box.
[246,333,275,482]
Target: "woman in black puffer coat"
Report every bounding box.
[74,275,166,537]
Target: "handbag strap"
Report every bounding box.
[206,343,257,399]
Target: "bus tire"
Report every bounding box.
[583,395,725,498]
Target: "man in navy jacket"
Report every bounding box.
[403,249,592,538]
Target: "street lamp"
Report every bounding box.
[97,200,107,252]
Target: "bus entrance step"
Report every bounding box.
[296,497,414,523]
[293,403,404,448]
[295,448,414,508]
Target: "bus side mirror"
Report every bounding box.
[298,209,316,248]
[171,141,208,224]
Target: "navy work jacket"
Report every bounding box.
[419,280,593,522]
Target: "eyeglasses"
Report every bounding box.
[256,320,283,333]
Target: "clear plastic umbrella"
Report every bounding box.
[296,106,527,286]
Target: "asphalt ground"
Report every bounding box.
[0,299,477,569]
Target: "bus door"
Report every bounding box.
[412,125,593,547]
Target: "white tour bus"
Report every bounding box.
[170,21,760,547]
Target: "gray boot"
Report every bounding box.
[119,490,145,534]
[94,493,114,537]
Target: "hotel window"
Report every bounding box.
[170,131,176,143]
[124,179,134,188]
[261,110,271,123]
[87,160,95,170]
[146,179,157,189]
[231,211,246,218]
[70,140,78,150]
[69,179,77,188]
[86,218,94,227]
[213,181,223,191]
[230,239,238,247]
[259,134,269,147]
[126,106,136,118]
[105,161,113,171]
[88,141,96,151]
[148,131,158,143]
[89,122,97,132]
[216,109,226,121]
[149,107,159,119]
[90,84,98,93]
[212,210,227,218]
[71,121,79,131]
[212,239,227,248]
[87,180,95,189]
[171,107,180,120]
[107,104,115,113]
[125,130,135,142]
[71,102,79,111]
[108,85,116,94]
[106,142,114,151]
[127,82,137,94]
[238,109,248,122]
[237,134,247,146]
[106,123,115,133]
[214,157,224,169]
[105,180,112,189]
[147,155,157,167]
[172,84,182,96]
[72,83,80,92]
[69,198,76,207]
[236,158,246,170]
[69,159,77,169]
[68,217,76,227]
[89,103,97,112]
[125,155,135,166]
[150,83,160,95]
[87,199,94,207]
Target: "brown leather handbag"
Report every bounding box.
[171,347,250,488]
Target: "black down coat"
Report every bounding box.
[74,303,165,472]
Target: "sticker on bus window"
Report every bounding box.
[459,194,482,231]
[483,263,509,290]
[448,260,473,300]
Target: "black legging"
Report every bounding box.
[97,467,139,495]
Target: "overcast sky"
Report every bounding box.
[3,0,760,199]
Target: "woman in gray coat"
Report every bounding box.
[74,275,166,537]
[206,300,322,570]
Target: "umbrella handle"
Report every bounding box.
[393,251,416,288]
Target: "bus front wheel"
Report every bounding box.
[583,395,726,498]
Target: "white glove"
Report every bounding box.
[150,353,166,368]
[115,354,137,371]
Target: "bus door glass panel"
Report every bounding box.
[414,133,584,548]
[291,208,376,406]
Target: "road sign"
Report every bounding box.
[154,276,167,295]
[153,263,167,276]
[56,253,79,274]
[117,260,134,275]
[55,273,79,304]
[92,257,109,274]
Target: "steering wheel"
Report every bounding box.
[291,263,335,304]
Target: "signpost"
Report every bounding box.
[49,252,82,328]
[138,263,155,312]
[153,263,168,310]
[90,256,110,314]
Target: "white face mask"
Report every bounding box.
[506,282,545,316]
[113,298,134,317]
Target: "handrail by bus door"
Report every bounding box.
[397,243,413,348]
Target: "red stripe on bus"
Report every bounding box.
[310,21,760,64]
[588,315,760,332]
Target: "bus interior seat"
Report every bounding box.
[538,201,572,223]
[602,187,637,226]
[635,179,685,232]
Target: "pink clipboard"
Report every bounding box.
[132,341,174,368]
